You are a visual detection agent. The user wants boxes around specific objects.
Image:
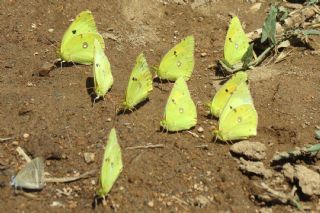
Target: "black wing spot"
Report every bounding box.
[96,63,100,67]
[132,77,137,81]
[229,38,232,42]
[171,99,176,104]
[72,30,77,34]
[245,80,249,84]
[174,51,178,57]
[225,88,229,93]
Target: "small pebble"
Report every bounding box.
[315,130,320,140]
[200,52,207,57]
[194,195,209,208]
[48,28,54,33]
[147,200,154,207]
[91,180,96,185]
[197,127,204,133]
[12,141,19,146]
[23,133,29,139]
[84,152,95,164]
[107,118,112,122]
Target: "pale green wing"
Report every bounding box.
[61,33,104,65]
[93,39,113,99]
[59,10,105,65]
[216,104,258,141]
[210,71,247,117]
[123,53,153,110]
[96,128,123,198]
[160,77,197,131]
[218,80,253,122]
[157,36,195,81]
[224,16,250,67]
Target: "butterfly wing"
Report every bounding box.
[93,40,113,99]
[123,53,153,110]
[60,10,105,65]
[210,71,247,117]
[12,157,45,190]
[61,33,104,65]
[96,128,123,198]
[160,77,197,131]
[216,104,258,141]
[224,16,250,67]
[157,36,195,81]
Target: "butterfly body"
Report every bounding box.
[11,157,45,190]
[93,40,113,101]
[59,10,104,65]
[156,36,195,81]
[160,77,197,131]
[123,53,153,110]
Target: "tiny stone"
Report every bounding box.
[315,130,320,140]
[12,141,19,146]
[207,64,215,69]
[119,186,124,190]
[48,28,54,32]
[200,52,207,57]
[23,133,30,139]
[197,127,204,133]
[91,180,96,185]
[147,200,154,207]
[194,195,209,208]
[166,201,172,206]
[46,161,51,166]
[107,118,112,122]
[84,152,95,164]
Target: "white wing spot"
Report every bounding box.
[237,117,242,123]
[179,107,184,113]
[83,42,88,49]
[177,61,182,67]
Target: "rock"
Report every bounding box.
[23,133,30,139]
[194,195,209,208]
[250,3,261,13]
[294,165,320,196]
[84,152,95,164]
[239,158,273,178]
[282,163,295,182]
[197,127,204,133]
[230,141,266,160]
[200,52,207,57]
[147,200,154,207]
[315,130,320,140]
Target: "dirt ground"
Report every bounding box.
[1,0,320,212]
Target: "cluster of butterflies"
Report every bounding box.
[11,10,258,201]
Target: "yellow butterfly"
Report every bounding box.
[93,40,113,102]
[123,53,153,110]
[160,77,197,131]
[213,80,258,142]
[59,10,105,65]
[96,128,123,199]
[223,16,250,69]
[209,71,248,118]
[156,36,195,81]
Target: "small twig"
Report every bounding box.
[0,137,13,142]
[16,147,31,162]
[195,144,209,149]
[260,182,302,210]
[186,131,199,138]
[126,144,164,150]
[15,190,40,199]
[44,169,97,183]
[171,195,189,206]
